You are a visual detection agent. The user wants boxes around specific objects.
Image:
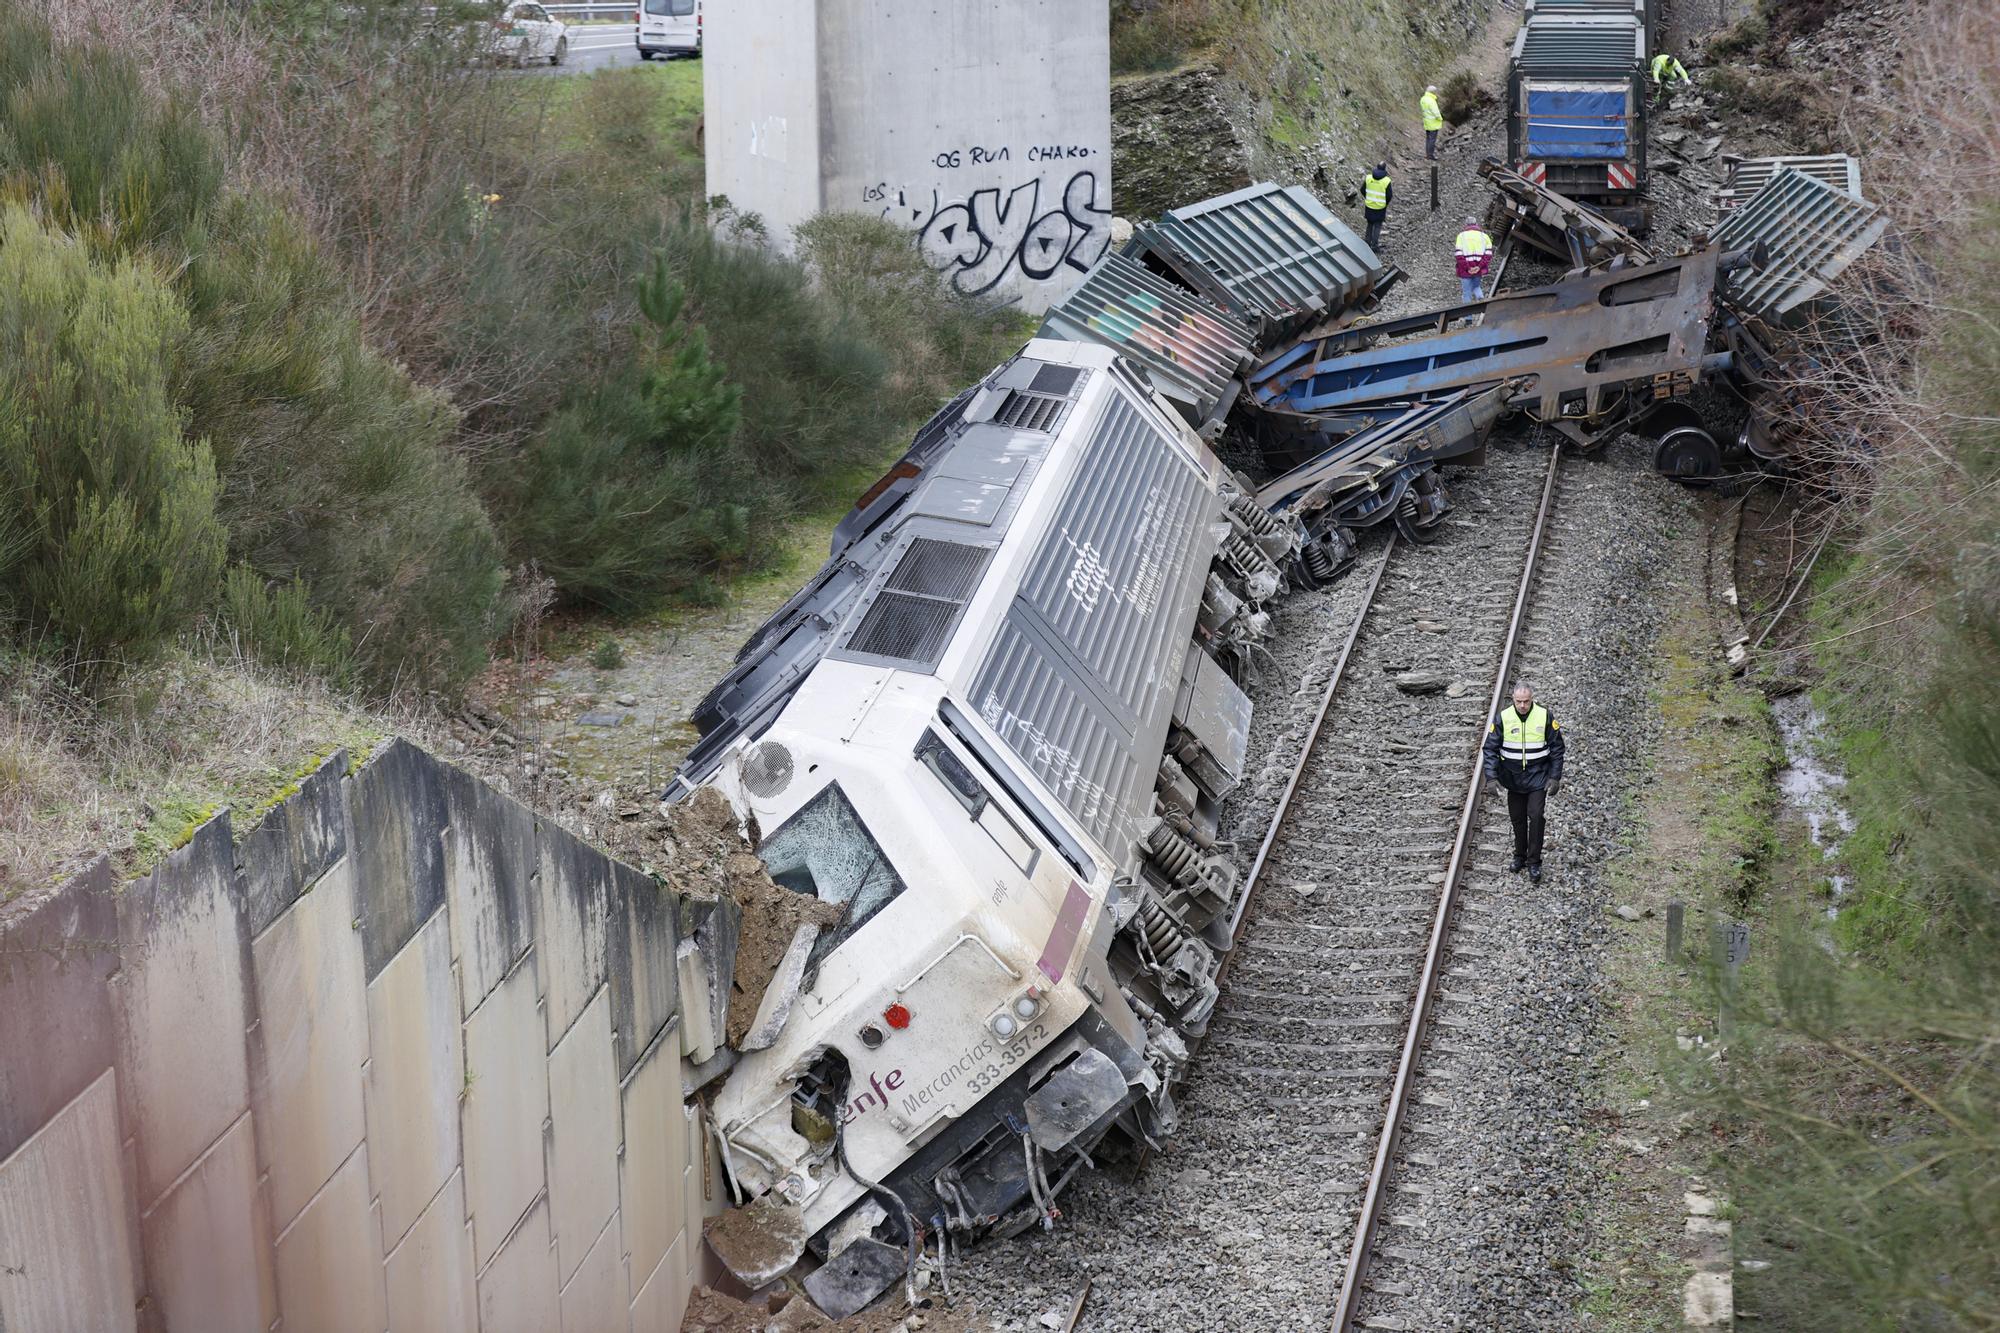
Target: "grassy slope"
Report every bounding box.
[1576,520,1782,1326]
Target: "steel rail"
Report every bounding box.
[1217,534,1400,982]
[1330,442,1565,1331]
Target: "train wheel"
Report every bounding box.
[1653,426,1723,483]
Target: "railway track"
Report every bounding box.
[1186,440,1566,1328]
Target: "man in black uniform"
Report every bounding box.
[1481,681,1565,882]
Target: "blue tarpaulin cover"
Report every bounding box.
[1525,88,1627,158]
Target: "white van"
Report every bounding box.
[636,0,700,59]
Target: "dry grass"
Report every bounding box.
[0,643,438,902]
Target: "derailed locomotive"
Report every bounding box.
[668,338,1302,1313]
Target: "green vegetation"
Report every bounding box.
[0,11,504,692]
[0,3,1020,894]
[0,206,227,673]
[0,5,1018,695]
[1110,0,1481,155]
[1576,586,1782,1328]
[1678,9,2000,1323]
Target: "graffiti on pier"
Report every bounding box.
[880,170,1112,297]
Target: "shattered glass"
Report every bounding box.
[759,783,909,969]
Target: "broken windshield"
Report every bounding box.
[758,783,908,970]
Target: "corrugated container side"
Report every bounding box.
[1714,166,1888,320]
[1038,253,1252,427]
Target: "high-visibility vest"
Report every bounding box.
[1651,53,1688,82]
[1455,228,1493,257]
[1497,704,1552,766]
[1421,91,1444,131]
[1364,173,1391,210]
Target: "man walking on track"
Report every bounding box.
[1454,216,1494,304]
[1422,84,1445,159]
[1482,681,1565,882]
[1362,164,1393,252]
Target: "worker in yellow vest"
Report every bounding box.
[1650,51,1691,106]
[1482,681,1567,881]
[1422,84,1445,160]
[1362,164,1393,252]
[1454,215,1494,304]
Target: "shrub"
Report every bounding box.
[1706,11,1769,61]
[657,217,894,489]
[1438,70,1492,126]
[503,256,747,611]
[219,567,357,688]
[0,206,226,671]
[590,637,624,671]
[1109,0,1232,74]
[0,12,507,693]
[793,213,1026,425]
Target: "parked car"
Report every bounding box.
[485,1,567,66]
[636,0,700,59]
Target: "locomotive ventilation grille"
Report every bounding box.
[994,391,1067,433]
[843,538,995,668]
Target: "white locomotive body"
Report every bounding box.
[670,339,1297,1308]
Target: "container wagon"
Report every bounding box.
[1521,0,1656,59]
[1506,13,1650,227]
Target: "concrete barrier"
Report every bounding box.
[0,742,715,1332]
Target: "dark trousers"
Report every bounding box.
[1425,128,1439,160]
[1506,786,1548,865]
[1364,206,1386,250]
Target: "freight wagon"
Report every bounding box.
[1506,13,1650,226]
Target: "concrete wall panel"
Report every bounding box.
[558,1212,623,1333]
[618,1030,685,1288]
[366,909,462,1249]
[607,861,677,1079]
[115,816,252,1206]
[251,858,369,1229]
[140,1112,268,1333]
[272,1145,387,1333]
[384,1169,476,1333]
[352,737,451,981]
[463,951,549,1269]
[629,1234,690,1333]
[702,0,822,244]
[537,822,612,1050]
[706,0,1113,311]
[475,1196,560,1333]
[241,749,350,935]
[0,1069,137,1333]
[439,763,538,1018]
[0,857,119,1161]
[546,988,619,1286]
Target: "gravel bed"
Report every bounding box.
[1355,442,1698,1330]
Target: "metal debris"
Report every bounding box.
[1039,250,1253,433]
[1718,153,1862,213]
[1713,166,1887,323]
[1125,182,1390,341]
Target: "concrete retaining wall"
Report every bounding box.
[0,739,724,1332]
[704,0,1113,312]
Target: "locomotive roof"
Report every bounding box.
[673,341,1223,871]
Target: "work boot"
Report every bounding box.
[1528,863,1543,883]
[1509,856,1527,874]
